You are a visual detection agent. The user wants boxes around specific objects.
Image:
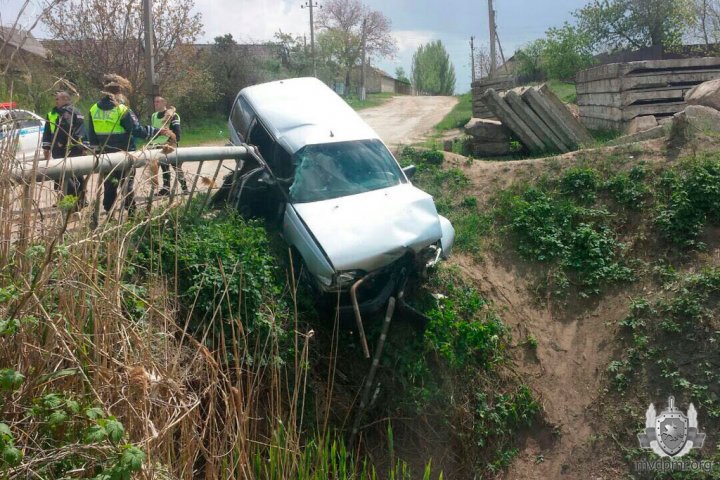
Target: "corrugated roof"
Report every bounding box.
[0,26,48,58]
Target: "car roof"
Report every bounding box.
[239,77,379,154]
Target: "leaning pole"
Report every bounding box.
[10,146,252,183]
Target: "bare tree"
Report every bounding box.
[42,0,203,114]
[316,0,396,93]
[688,0,720,50]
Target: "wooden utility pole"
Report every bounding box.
[488,0,497,77]
[142,0,158,107]
[302,1,320,77]
[470,36,476,83]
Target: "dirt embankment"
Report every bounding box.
[441,140,673,479]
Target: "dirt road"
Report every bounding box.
[358,95,458,146]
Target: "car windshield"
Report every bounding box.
[289,139,405,203]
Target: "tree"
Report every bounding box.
[42,0,203,115]
[514,39,547,81]
[207,34,273,113]
[542,24,594,80]
[395,67,409,83]
[688,0,720,49]
[316,0,396,93]
[411,40,456,95]
[574,0,693,51]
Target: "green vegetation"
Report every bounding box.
[382,266,539,475]
[655,155,720,248]
[182,114,228,146]
[434,92,472,132]
[545,80,577,104]
[496,167,635,296]
[412,40,456,95]
[399,147,491,257]
[344,92,395,111]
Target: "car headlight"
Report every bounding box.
[335,270,365,288]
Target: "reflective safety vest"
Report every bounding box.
[89,103,128,135]
[150,110,178,145]
[47,110,59,134]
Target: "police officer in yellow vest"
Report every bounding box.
[148,95,186,195]
[87,75,171,213]
[41,91,86,199]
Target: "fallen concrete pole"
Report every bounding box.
[504,89,570,153]
[521,87,579,149]
[538,85,593,145]
[11,146,252,183]
[481,88,546,153]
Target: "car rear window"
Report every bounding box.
[289,139,405,203]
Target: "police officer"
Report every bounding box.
[148,95,186,195]
[42,91,86,199]
[87,75,171,213]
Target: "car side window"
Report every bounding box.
[247,121,275,166]
[12,111,42,129]
[274,146,293,180]
[230,96,254,141]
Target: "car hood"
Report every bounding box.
[292,183,442,272]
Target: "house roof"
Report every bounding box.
[0,26,48,58]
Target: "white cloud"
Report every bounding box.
[392,29,436,53]
[193,0,309,43]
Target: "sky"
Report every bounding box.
[1,0,589,93]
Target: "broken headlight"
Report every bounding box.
[335,270,366,288]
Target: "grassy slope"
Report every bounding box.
[434,92,472,132]
[182,114,228,146]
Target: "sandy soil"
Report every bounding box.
[358,95,458,147]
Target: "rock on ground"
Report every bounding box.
[685,78,720,110]
[464,118,511,142]
[669,104,720,147]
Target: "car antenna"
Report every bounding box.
[329,130,334,137]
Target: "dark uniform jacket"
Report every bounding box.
[42,104,85,158]
[87,96,158,153]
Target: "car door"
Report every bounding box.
[14,110,44,160]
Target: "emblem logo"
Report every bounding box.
[638,396,706,457]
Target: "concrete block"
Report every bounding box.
[481,88,546,152]
[685,78,720,110]
[468,140,513,157]
[538,84,594,145]
[504,88,569,152]
[607,125,667,146]
[464,118,510,141]
[626,115,658,135]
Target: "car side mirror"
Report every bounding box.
[403,164,416,179]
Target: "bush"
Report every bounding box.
[139,206,289,360]
[655,156,720,247]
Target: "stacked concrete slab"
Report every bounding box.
[471,75,516,119]
[480,85,593,153]
[576,57,720,131]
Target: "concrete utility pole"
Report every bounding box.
[360,17,367,100]
[488,0,497,77]
[301,1,320,77]
[142,0,158,108]
[470,36,476,83]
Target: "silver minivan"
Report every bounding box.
[223,77,454,314]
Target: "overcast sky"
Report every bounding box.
[2,0,589,93]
